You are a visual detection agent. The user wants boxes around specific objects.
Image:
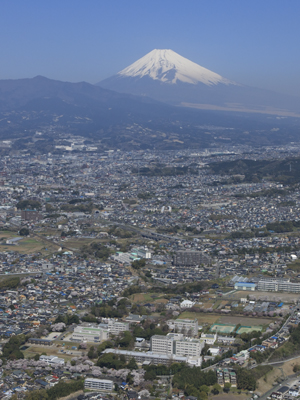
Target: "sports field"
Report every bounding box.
[236,325,262,334]
[210,323,236,333]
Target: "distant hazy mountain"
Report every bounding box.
[0,75,160,112]
[1,74,300,151]
[99,49,300,116]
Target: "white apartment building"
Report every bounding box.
[150,334,180,356]
[103,348,202,367]
[151,333,204,358]
[172,318,198,336]
[107,320,130,335]
[84,378,113,391]
[174,338,204,357]
[72,325,109,342]
[258,279,300,293]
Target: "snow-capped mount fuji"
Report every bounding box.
[117,49,234,86]
[99,49,300,116]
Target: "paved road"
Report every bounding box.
[261,354,300,366]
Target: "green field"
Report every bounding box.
[236,325,263,334]
[210,323,236,333]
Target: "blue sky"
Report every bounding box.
[1,0,300,96]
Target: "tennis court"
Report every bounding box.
[236,325,262,334]
[210,323,236,334]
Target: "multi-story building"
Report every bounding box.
[72,325,109,342]
[132,247,152,259]
[107,320,130,335]
[173,251,210,266]
[21,209,42,222]
[173,318,198,336]
[84,378,113,391]
[103,348,202,367]
[150,334,180,356]
[151,333,204,358]
[174,338,203,357]
[258,278,300,293]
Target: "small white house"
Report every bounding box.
[180,300,195,309]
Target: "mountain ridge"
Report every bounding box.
[99,49,300,116]
[117,49,235,86]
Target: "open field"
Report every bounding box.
[236,325,262,334]
[23,344,77,362]
[62,237,102,250]
[177,312,276,330]
[130,293,167,304]
[178,311,220,325]
[0,238,46,254]
[225,290,300,302]
[218,315,275,326]
[0,230,18,238]
[212,393,248,400]
[210,323,236,333]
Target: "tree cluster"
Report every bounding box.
[2,334,26,360]
[24,379,84,400]
[16,200,41,210]
[54,314,79,326]
[172,367,217,399]
[131,259,146,270]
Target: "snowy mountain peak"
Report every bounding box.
[118,49,233,86]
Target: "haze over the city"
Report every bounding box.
[1,0,300,97]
